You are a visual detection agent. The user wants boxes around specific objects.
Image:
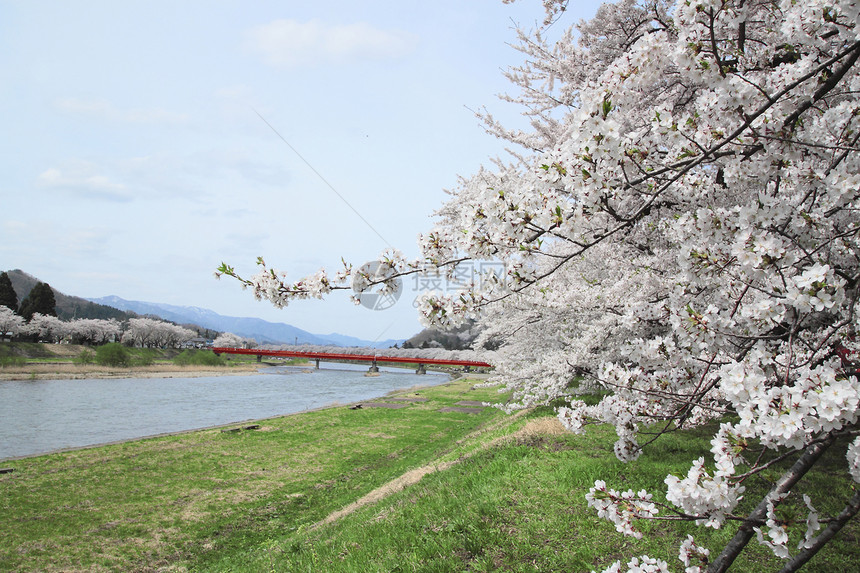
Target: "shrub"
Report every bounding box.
[95,343,130,367]
[74,349,95,364]
[0,355,25,368]
[131,349,157,367]
[174,349,225,367]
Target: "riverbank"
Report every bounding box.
[0,341,278,380]
[0,362,264,381]
[0,342,476,381]
[2,378,857,572]
[0,379,515,571]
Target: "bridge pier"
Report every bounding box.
[368,360,379,374]
[315,359,320,369]
[256,354,262,363]
[416,363,427,375]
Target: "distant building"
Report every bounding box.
[181,337,213,349]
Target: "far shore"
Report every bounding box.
[0,362,270,381]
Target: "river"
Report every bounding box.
[0,363,449,460]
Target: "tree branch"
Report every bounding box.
[778,490,860,572]
[708,433,837,572]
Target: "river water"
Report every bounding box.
[0,363,449,460]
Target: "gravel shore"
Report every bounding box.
[0,362,265,381]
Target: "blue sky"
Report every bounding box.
[0,0,600,341]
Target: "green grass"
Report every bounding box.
[0,355,26,367]
[0,341,60,360]
[236,410,858,573]
[174,348,228,366]
[1,381,857,572]
[0,380,510,572]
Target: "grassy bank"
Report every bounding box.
[1,379,857,572]
[0,341,182,362]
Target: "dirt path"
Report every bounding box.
[313,410,563,529]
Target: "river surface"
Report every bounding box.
[0,363,449,460]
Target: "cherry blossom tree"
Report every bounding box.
[155,323,196,349]
[213,332,256,349]
[68,318,121,345]
[220,0,859,569]
[122,317,195,348]
[27,313,68,343]
[0,306,25,340]
[122,317,159,348]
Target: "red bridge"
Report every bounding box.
[212,347,493,374]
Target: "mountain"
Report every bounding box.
[87,295,404,348]
[403,320,482,350]
[319,332,402,348]
[5,270,135,322]
[3,269,407,347]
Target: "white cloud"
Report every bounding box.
[0,219,116,263]
[67,229,117,256]
[214,85,256,101]
[244,19,417,68]
[54,98,189,124]
[36,165,132,202]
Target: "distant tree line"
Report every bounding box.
[0,272,229,348]
[0,308,197,348]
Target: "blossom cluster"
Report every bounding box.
[719,360,860,450]
[849,438,860,484]
[664,458,744,528]
[678,536,710,573]
[585,480,658,538]
[594,555,669,573]
[594,538,709,573]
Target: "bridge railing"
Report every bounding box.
[211,347,493,368]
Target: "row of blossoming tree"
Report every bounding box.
[218,0,859,570]
[0,307,204,349]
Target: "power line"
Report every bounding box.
[253,109,392,248]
